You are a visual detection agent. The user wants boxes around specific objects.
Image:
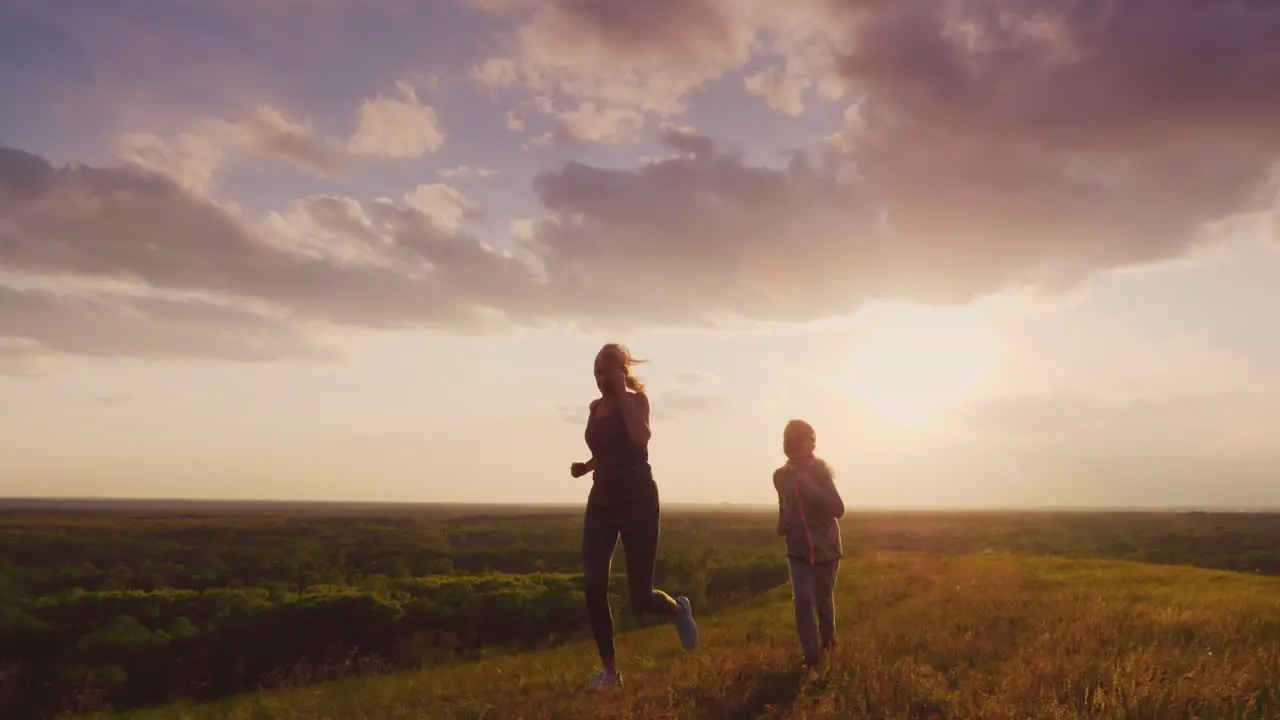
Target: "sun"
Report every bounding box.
[840,303,995,429]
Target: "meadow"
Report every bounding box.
[1,501,1278,719]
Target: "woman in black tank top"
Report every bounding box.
[569,343,699,690]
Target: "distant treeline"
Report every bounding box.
[1,507,1278,717]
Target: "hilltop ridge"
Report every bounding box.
[94,553,1280,720]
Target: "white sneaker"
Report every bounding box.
[589,668,623,691]
[674,596,698,651]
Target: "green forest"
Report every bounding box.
[1,502,1277,719]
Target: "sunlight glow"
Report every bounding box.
[841,303,996,429]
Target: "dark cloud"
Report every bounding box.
[537,0,733,61]
[0,283,336,363]
[660,128,715,160]
[0,145,536,365]
[826,0,1280,151]
[526,130,882,324]
[0,146,539,361]
[817,0,1280,286]
[519,1,1280,321]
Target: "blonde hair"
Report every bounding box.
[598,342,646,393]
[784,419,816,442]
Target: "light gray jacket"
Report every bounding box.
[773,457,845,565]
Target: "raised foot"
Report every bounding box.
[674,595,698,651]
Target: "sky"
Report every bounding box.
[1,0,1278,508]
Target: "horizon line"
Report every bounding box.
[1,496,1276,514]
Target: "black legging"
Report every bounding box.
[582,501,680,659]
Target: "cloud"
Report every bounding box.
[468,0,792,137]
[0,282,336,364]
[240,106,347,175]
[113,83,448,196]
[516,129,956,325]
[467,0,847,130]
[515,0,1280,323]
[1264,174,1280,243]
[438,166,501,181]
[550,101,645,145]
[346,81,445,159]
[468,0,1280,163]
[404,184,487,231]
[114,105,345,194]
[826,1,1280,151]
[113,131,227,197]
[5,1,1280,365]
[520,100,646,148]
[743,65,809,117]
[509,218,540,242]
[812,1,1280,276]
[0,145,537,364]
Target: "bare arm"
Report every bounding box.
[775,489,786,536]
[617,391,652,450]
[573,402,599,475]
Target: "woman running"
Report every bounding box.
[569,343,698,690]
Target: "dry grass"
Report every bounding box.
[92,553,1280,720]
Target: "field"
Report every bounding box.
[2,501,1279,719]
[96,554,1280,720]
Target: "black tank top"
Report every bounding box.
[585,400,657,508]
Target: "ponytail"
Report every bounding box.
[625,373,645,393]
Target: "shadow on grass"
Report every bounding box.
[687,667,805,719]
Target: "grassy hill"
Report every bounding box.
[91,553,1279,720]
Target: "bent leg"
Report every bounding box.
[787,557,821,666]
[582,504,620,661]
[618,503,681,617]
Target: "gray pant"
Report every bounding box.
[787,556,839,665]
